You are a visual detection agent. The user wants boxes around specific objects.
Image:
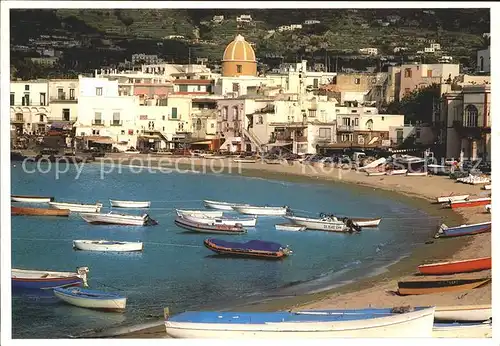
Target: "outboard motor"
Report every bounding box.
[345,218,362,233]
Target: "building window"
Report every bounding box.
[112,112,121,126]
[354,118,359,126]
[162,115,165,121]
[96,87,103,96]
[24,85,29,91]
[365,119,373,130]
[40,92,46,106]
[464,105,479,127]
[179,85,188,92]
[308,110,317,117]
[427,70,433,77]
[62,108,70,121]
[382,116,385,121]
[16,113,23,122]
[197,85,202,91]
[416,128,421,139]
[196,118,202,130]
[171,107,178,119]
[342,117,351,126]
[69,88,75,100]
[10,93,14,106]
[94,112,102,125]
[233,106,239,121]
[39,114,44,122]
[222,106,228,121]
[257,115,263,124]
[211,123,215,128]
[319,127,331,139]
[313,78,319,88]
[58,88,64,99]
[121,130,125,135]
[236,65,242,73]
[404,68,412,78]
[22,94,30,106]
[354,78,361,84]
[480,56,484,71]
[232,83,240,92]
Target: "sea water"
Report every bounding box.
[11,162,439,338]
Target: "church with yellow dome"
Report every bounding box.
[222,34,257,77]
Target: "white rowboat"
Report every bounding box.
[176,209,224,218]
[436,195,469,203]
[11,195,54,203]
[80,212,157,226]
[49,201,103,213]
[110,200,151,208]
[386,169,408,176]
[352,218,381,227]
[233,159,257,163]
[366,172,386,176]
[182,214,257,227]
[275,223,306,232]
[73,240,144,252]
[285,215,349,232]
[434,305,491,322]
[203,200,251,211]
[432,321,492,338]
[232,205,289,216]
[406,172,428,176]
[53,287,127,312]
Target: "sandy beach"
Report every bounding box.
[25,153,492,338]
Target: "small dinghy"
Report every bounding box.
[434,221,491,238]
[432,321,492,338]
[203,199,251,211]
[397,277,491,296]
[176,209,224,218]
[11,195,55,203]
[232,205,290,216]
[181,213,257,227]
[275,223,306,232]
[49,201,103,213]
[418,257,491,275]
[80,212,158,226]
[12,267,89,290]
[73,240,144,252]
[174,216,246,234]
[448,197,491,209]
[53,287,126,312]
[204,238,291,259]
[434,305,491,322]
[12,206,70,217]
[320,213,381,228]
[436,194,469,204]
[109,200,151,208]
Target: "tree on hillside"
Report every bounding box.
[383,83,441,124]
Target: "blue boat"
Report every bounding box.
[12,267,89,290]
[164,306,436,338]
[204,238,291,259]
[53,287,127,312]
[434,221,492,238]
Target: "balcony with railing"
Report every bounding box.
[50,94,77,102]
[110,120,123,126]
[337,125,357,132]
[92,120,104,126]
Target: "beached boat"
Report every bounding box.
[73,240,144,252]
[386,169,408,176]
[109,200,151,208]
[448,197,491,209]
[49,201,103,213]
[233,158,257,163]
[203,199,250,211]
[483,184,491,190]
[406,171,428,176]
[80,212,158,226]
[53,287,126,312]
[182,214,257,227]
[275,223,307,232]
[176,209,224,218]
[233,205,290,216]
[436,194,469,204]
[485,204,491,213]
[12,267,89,290]
[432,321,492,338]
[164,306,436,338]
[434,305,491,322]
[397,277,490,296]
[174,216,246,234]
[366,171,386,176]
[204,238,291,259]
[417,257,491,275]
[434,221,491,238]
[284,215,351,232]
[11,206,70,217]
[123,149,140,154]
[11,195,55,203]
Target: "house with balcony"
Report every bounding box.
[47,79,79,125]
[10,80,51,135]
[399,63,460,100]
[190,98,219,150]
[172,79,214,95]
[236,14,252,23]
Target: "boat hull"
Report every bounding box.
[80,212,154,226]
[436,195,469,203]
[49,202,102,213]
[435,222,491,238]
[177,210,224,218]
[11,206,69,217]
[204,239,288,260]
[73,240,144,252]
[182,214,257,227]
[12,268,86,290]
[432,322,492,338]
[109,200,151,208]
[174,217,246,234]
[397,278,490,295]
[203,200,249,211]
[386,169,408,175]
[11,195,54,203]
[351,218,381,227]
[434,305,491,322]
[406,172,428,176]
[53,288,126,312]
[418,257,491,275]
[275,223,306,231]
[165,307,436,338]
[233,206,288,216]
[285,216,348,232]
[449,198,491,209]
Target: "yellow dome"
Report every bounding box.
[222,34,256,62]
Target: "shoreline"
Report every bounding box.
[17,154,491,338]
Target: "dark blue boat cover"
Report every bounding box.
[207,239,284,252]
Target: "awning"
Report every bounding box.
[85,136,115,144]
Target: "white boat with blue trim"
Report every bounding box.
[232,205,290,216]
[176,209,224,218]
[110,200,151,208]
[203,200,251,211]
[73,240,143,252]
[284,215,352,232]
[53,287,126,312]
[181,213,257,227]
[49,201,103,213]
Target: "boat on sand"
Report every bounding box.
[434,305,491,322]
[417,257,491,275]
[436,195,469,204]
[397,277,490,296]
[432,321,492,338]
[434,221,491,238]
[448,197,490,209]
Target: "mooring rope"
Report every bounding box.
[12,237,203,249]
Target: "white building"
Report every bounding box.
[48,79,79,123]
[212,15,224,23]
[10,80,51,134]
[236,14,252,22]
[359,48,378,56]
[424,47,436,53]
[304,20,321,25]
[131,53,161,65]
[430,43,441,50]
[477,46,490,73]
[277,24,302,32]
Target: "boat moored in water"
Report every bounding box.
[109,200,151,208]
[275,223,307,231]
[73,240,144,252]
[203,200,251,211]
[204,238,291,259]
[176,209,224,218]
[53,287,127,312]
[12,267,89,290]
[49,201,103,213]
[233,205,290,216]
[80,212,158,226]
[181,213,257,227]
[397,277,490,296]
[319,213,381,228]
[12,206,70,217]
[284,215,353,232]
[418,257,491,275]
[163,306,436,338]
[434,221,491,238]
[11,195,55,203]
[174,216,246,235]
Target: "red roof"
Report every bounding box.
[173,79,213,85]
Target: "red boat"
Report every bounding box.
[418,257,492,275]
[449,197,491,209]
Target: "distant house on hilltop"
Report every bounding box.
[236,14,252,23]
[304,19,321,25]
[212,15,224,23]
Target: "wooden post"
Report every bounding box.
[164,307,170,320]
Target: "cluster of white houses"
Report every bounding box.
[10,35,491,160]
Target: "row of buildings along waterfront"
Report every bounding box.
[10,35,491,160]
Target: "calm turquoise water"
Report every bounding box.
[11,162,438,338]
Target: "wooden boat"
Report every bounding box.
[73,240,144,252]
[434,305,491,322]
[11,206,70,217]
[80,212,158,226]
[275,223,306,232]
[435,221,491,238]
[49,201,103,213]
[397,277,490,296]
[448,197,491,209]
[406,171,428,176]
[436,194,469,204]
[284,215,351,232]
[483,184,491,190]
[386,169,408,175]
[12,267,89,290]
[109,200,151,208]
[432,321,492,338]
[11,195,55,203]
[366,171,386,176]
[174,216,246,234]
[264,159,282,165]
[204,238,291,259]
[203,199,250,211]
[182,214,257,227]
[164,306,436,338]
[418,257,491,275]
[123,149,140,154]
[53,287,126,312]
[233,205,290,216]
[485,204,491,213]
[176,209,224,218]
[233,158,257,163]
